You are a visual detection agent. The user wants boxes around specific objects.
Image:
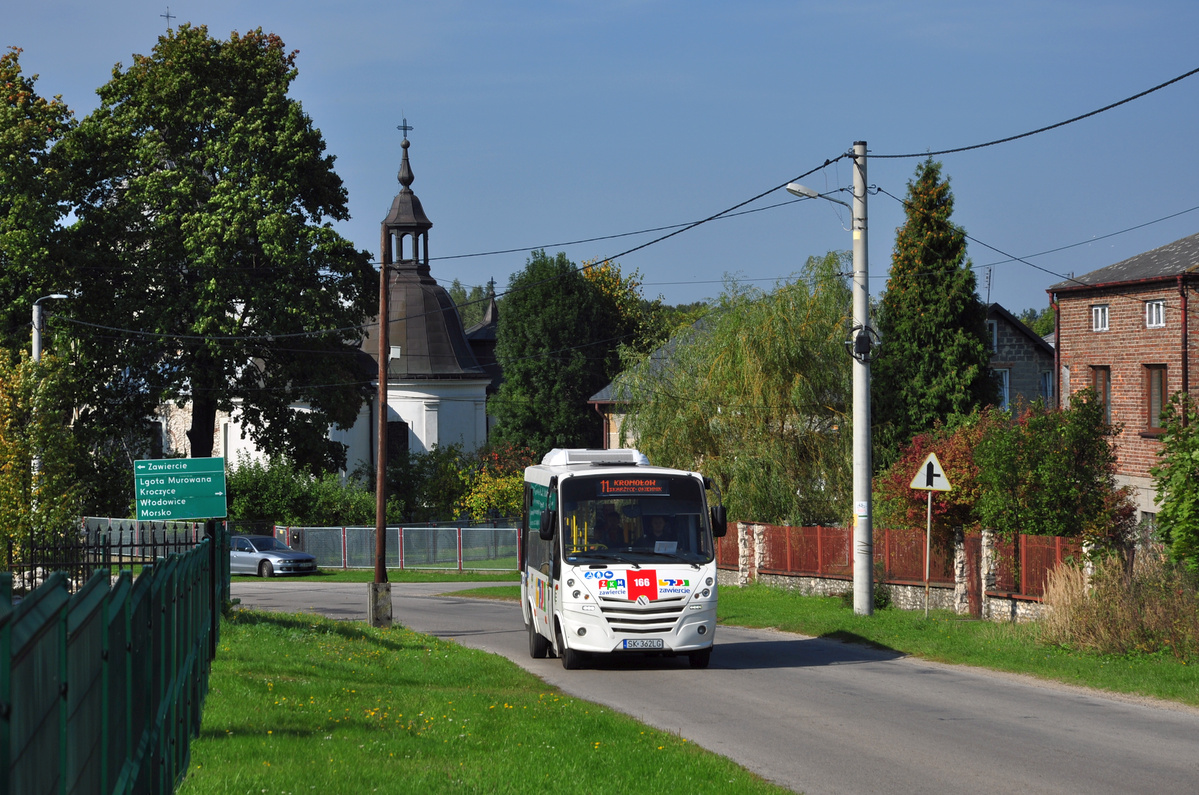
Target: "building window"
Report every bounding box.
[995,368,1010,409]
[1146,365,1167,431]
[985,320,997,352]
[1092,366,1111,424]
[1039,371,1053,402]
[1091,304,1109,332]
[1061,365,1070,408]
[1145,300,1165,329]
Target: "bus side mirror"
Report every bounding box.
[710,505,728,538]
[538,510,557,541]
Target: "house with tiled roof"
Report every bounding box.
[1048,231,1199,521]
[986,303,1055,409]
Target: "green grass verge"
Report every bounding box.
[231,568,520,584]
[719,584,1199,706]
[179,610,786,795]
[454,582,1199,707]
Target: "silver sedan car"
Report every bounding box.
[230,534,318,577]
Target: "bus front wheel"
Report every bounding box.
[689,648,712,669]
[555,626,583,670]
[528,619,550,659]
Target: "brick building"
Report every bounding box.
[1048,231,1199,520]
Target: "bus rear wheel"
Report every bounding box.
[528,618,550,659]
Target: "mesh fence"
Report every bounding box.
[271,524,520,571]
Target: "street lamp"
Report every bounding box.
[786,141,874,616]
[785,183,849,209]
[32,293,69,362]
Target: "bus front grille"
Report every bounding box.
[597,596,686,634]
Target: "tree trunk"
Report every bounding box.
[187,389,218,458]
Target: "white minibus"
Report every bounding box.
[521,448,728,669]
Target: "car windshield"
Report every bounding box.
[249,537,289,552]
[559,473,714,565]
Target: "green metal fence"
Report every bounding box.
[0,522,228,794]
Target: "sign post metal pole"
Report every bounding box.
[910,452,952,619]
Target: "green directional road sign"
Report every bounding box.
[134,457,228,521]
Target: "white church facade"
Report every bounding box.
[211,135,492,472]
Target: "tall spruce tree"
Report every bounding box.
[872,159,995,467]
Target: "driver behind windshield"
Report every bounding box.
[595,505,625,547]
[636,515,680,551]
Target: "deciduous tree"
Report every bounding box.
[61,25,374,472]
[1150,394,1199,570]
[0,354,82,553]
[621,252,853,525]
[0,47,74,354]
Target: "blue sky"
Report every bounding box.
[8,1,1199,314]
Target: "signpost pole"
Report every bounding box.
[925,490,932,619]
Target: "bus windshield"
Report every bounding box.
[559,473,714,564]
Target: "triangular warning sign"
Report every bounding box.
[910,452,952,492]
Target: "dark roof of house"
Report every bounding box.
[589,317,711,405]
[987,303,1054,356]
[1048,231,1199,292]
[465,295,498,342]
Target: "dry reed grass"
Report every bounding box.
[1040,547,1199,661]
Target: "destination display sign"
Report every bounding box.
[597,477,670,497]
[134,457,228,521]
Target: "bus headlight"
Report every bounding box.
[572,590,580,599]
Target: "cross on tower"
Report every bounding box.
[161,6,176,31]
[397,117,413,140]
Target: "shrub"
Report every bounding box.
[1040,549,1199,661]
[1150,393,1199,571]
[228,455,399,526]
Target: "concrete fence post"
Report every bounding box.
[952,526,969,615]
[736,522,752,586]
[981,527,996,620]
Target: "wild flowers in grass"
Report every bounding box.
[180,610,785,794]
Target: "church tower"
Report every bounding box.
[360,129,490,455]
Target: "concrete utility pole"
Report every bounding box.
[786,142,874,615]
[850,141,873,616]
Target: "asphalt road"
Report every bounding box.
[231,580,1199,795]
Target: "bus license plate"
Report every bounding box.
[622,639,663,650]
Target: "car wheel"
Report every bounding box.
[556,626,583,670]
[259,560,274,578]
[689,648,712,669]
[528,617,550,659]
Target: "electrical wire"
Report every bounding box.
[871,65,1199,160]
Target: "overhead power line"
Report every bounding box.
[872,65,1199,159]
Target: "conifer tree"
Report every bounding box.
[872,159,996,468]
